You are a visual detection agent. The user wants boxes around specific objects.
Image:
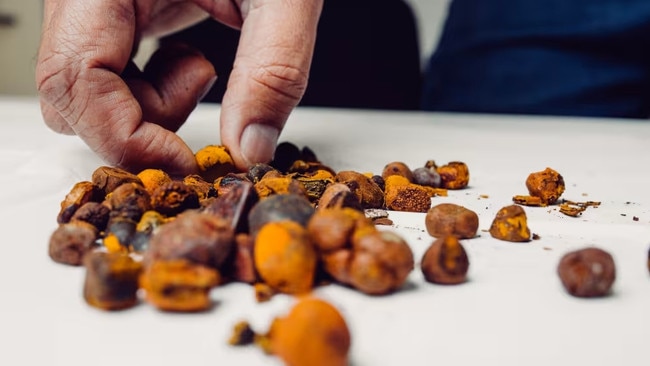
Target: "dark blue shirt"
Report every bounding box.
[422,0,650,118]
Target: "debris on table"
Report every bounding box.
[558,200,601,217]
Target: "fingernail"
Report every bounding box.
[240,124,279,166]
[198,76,217,102]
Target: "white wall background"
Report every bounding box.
[0,1,42,95]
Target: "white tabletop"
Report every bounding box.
[2,96,650,366]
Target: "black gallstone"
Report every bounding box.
[247,163,279,184]
[130,231,150,252]
[412,167,441,188]
[247,194,315,237]
[270,142,301,173]
[105,218,136,247]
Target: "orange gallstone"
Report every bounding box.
[103,233,127,253]
[317,183,361,211]
[489,204,531,242]
[57,181,99,224]
[525,167,565,205]
[557,247,616,298]
[348,229,414,295]
[421,235,470,285]
[384,183,432,212]
[266,297,351,366]
[139,259,220,312]
[107,182,152,221]
[136,168,172,196]
[149,181,200,217]
[437,161,470,189]
[335,170,385,209]
[48,220,98,266]
[381,161,414,182]
[254,176,307,200]
[91,166,142,196]
[307,208,369,253]
[254,221,317,294]
[182,174,215,201]
[425,203,479,239]
[83,251,143,311]
[194,144,236,182]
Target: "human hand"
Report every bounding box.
[36,0,323,175]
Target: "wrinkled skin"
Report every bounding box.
[36,0,323,175]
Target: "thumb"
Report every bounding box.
[219,0,323,170]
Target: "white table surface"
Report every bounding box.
[2,96,650,366]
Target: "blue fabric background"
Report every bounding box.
[422,0,650,118]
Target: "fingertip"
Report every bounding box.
[198,75,217,104]
[113,123,199,177]
[216,0,323,170]
[237,123,280,168]
[117,150,198,178]
[160,152,199,179]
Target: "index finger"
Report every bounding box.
[36,0,198,175]
[218,0,324,169]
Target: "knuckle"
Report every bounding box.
[108,2,137,29]
[250,62,309,102]
[36,52,81,121]
[36,50,95,131]
[41,105,73,135]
